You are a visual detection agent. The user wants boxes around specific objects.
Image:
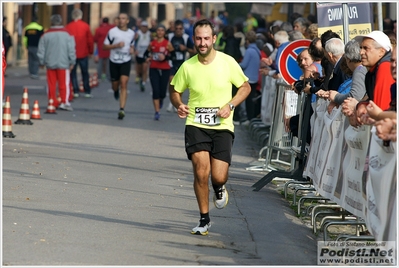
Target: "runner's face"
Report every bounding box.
[174,24,184,37]
[118,14,129,28]
[194,25,215,57]
[156,27,165,38]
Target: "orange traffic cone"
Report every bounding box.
[14,88,33,125]
[2,96,16,138]
[31,100,42,120]
[45,99,57,114]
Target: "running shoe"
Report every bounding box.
[135,77,140,84]
[213,185,228,209]
[154,112,160,121]
[140,82,145,92]
[84,94,93,98]
[114,89,120,101]
[59,103,73,111]
[118,110,125,120]
[74,93,79,98]
[191,220,211,235]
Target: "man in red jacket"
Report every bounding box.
[94,17,114,82]
[66,8,94,98]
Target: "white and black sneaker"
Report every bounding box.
[191,219,211,235]
[213,185,228,209]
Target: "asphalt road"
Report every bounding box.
[2,62,318,266]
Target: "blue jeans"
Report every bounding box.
[71,57,90,94]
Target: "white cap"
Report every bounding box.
[354,30,392,52]
[141,21,148,27]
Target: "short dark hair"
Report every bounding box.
[175,19,183,27]
[308,37,324,61]
[193,19,216,37]
[102,17,109,23]
[320,30,341,49]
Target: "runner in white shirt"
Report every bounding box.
[134,21,151,91]
[103,12,135,120]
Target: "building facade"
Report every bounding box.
[1,2,396,66]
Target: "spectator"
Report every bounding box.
[2,17,12,66]
[220,25,242,62]
[383,17,394,31]
[306,23,318,40]
[323,38,349,92]
[355,31,395,110]
[208,10,222,33]
[290,12,302,25]
[93,17,114,82]
[320,30,342,90]
[37,14,76,111]
[23,17,44,79]
[293,17,309,39]
[66,8,94,98]
[166,20,175,35]
[244,13,258,33]
[239,30,261,123]
[273,30,290,74]
[280,22,293,34]
[149,18,158,40]
[307,14,317,24]
[289,30,304,41]
[234,22,246,58]
[357,43,396,132]
[2,43,6,100]
[218,10,229,26]
[324,39,367,105]
[182,11,194,40]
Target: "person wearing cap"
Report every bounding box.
[103,12,136,120]
[37,14,76,111]
[93,17,114,82]
[134,20,151,91]
[355,30,395,111]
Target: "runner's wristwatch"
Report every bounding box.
[228,102,235,111]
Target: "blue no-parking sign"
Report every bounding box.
[278,39,311,85]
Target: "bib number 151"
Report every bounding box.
[194,107,221,126]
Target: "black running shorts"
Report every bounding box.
[184,125,235,165]
[135,56,146,64]
[110,60,131,81]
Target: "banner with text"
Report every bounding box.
[317,3,373,40]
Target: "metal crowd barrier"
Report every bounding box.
[247,79,302,174]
